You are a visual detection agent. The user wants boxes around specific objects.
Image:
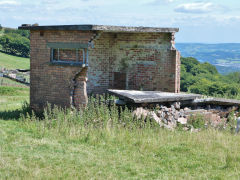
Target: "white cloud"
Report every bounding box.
[0,0,19,5]
[175,2,215,13]
[145,0,174,5]
[171,14,240,28]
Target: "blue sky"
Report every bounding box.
[0,0,239,43]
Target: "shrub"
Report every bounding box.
[4,28,30,39]
[0,29,30,57]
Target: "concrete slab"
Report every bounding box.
[108,89,202,103]
[194,97,240,106]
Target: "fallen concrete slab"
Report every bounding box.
[108,89,202,103]
[193,97,240,106]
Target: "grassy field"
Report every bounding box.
[0,52,240,179]
[0,51,29,69]
[0,86,29,111]
[0,77,28,87]
[1,92,240,179]
[2,121,240,179]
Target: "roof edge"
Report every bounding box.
[18,24,179,33]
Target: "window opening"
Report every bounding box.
[48,42,89,66]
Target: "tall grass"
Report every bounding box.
[2,96,240,179]
[20,96,159,140]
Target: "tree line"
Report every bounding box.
[0,28,30,57]
[181,57,240,98]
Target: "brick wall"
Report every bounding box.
[88,32,180,93]
[30,30,93,111]
[30,30,180,111]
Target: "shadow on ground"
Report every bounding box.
[0,103,31,121]
[0,109,28,121]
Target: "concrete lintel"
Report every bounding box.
[47,42,89,49]
[48,62,87,67]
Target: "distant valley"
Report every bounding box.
[176,43,240,74]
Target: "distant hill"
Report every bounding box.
[176,43,240,74]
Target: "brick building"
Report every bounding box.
[19,24,180,111]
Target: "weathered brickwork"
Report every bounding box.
[88,32,180,93]
[29,29,180,111]
[30,30,93,111]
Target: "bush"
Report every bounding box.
[4,28,30,39]
[0,34,30,57]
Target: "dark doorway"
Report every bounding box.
[113,72,126,89]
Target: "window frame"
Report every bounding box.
[47,42,89,66]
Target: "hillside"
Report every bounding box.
[180,57,240,97]
[0,51,29,69]
[0,27,30,58]
[176,43,240,74]
[0,27,30,69]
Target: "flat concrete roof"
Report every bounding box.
[108,90,202,103]
[18,24,179,33]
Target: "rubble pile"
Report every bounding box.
[132,102,238,131]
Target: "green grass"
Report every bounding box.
[1,120,240,179]
[0,77,28,87]
[0,86,29,96]
[0,86,29,111]
[1,92,240,179]
[0,51,29,69]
